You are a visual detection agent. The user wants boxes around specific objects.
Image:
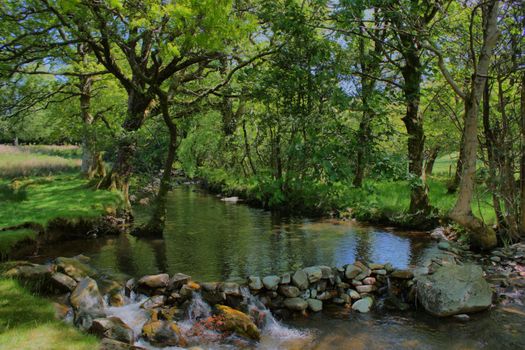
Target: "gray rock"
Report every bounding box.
[90,316,134,344]
[262,275,281,291]
[55,257,96,281]
[221,282,241,296]
[368,263,384,270]
[284,297,308,311]
[352,297,373,313]
[317,290,337,301]
[140,295,166,309]
[490,256,501,263]
[416,264,492,317]
[169,273,191,290]
[248,276,263,290]
[354,268,371,281]
[137,274,169,289]
[347,289,361,300]
[99,338,145,350]
[372,269,387,276]
[319,266,333,279]
[307,298,323,312]
[303,266,323,283]
[51,272,77,292]
[280,273,291,284]
[278,285,301,298]
[356,285,376,293]
[345,265,361,279]
[384,263,394,272]
[292,270,309,290]
[70,277,105,329]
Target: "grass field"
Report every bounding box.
[0,145,81,178]
[0,278,98,350]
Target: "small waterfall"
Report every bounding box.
[187,291,212,322]
[240,287,312,349]
[106,294,149,339]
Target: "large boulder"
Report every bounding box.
[70,277,105,329]
[292,270,309,290]
[141,319,186,347]
[3,263,53,284]
[416,264,493,317]
[51,272,78,292]
[214,305,261,341]
[55,257,96,281]
[90,317,134,344]
[168,273,191,290]
[352,297,373,313]
[137,274,169,289]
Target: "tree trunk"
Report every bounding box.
[424,147,440,176]
[135,94,177,237]
[519,71,525,236]
[449,0,499,250]
[482,81,504,227]
[448,131,465,193]
[98,90,152,207]
[401,58,431,216]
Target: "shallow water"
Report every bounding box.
[26,186,525,349]
[32,186,435,281]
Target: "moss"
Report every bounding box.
[0,278,98,350]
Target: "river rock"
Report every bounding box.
[416,263,492,317]
[4,263,54,284]
[70,277,105,329]
[391,269,414,279]
[110,293,125,307]
[354,268,372,281]
[248,276,263,290]
[169,273,191,290]
[137,274,169,289]
[345,265,361,279]
[262,275,280,291]
[320,266,333,279]
[280,273,291,284]
[369,263,384,270]
[141,295,166,310]
[303,266,322,283]
[347,289,361,300]
[438,241,451,251]
[362,277,376,285]
[221,282,241,297]
[142,319,186,347]
[355,285,376,293]
[307,298,323,312]
[284,297,308,311]
[351,297,373,313]
[317,290,338,301]
[89,316,134,344]
[292,270,309,290]
[372,269,387,276]
[55,257,96,281]
[50,272,77,292]
[278,285,301,298]
[215,305,261,341]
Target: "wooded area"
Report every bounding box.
[1,0,524,250]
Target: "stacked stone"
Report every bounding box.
[247,262,412,314]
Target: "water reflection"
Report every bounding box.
[32,186,433,281]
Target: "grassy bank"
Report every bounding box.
[198,168,496,227]
[0,278,98,350]
[0,145,122,257]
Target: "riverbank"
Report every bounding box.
[0,175,123,258]
[184,168,495,233]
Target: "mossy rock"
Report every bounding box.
[215,304,261,341]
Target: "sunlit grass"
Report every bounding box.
[0,145,80,178]
[0,175,122,229]
[0,278,98,350]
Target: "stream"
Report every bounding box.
[26,186,525,349]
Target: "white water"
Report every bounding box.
[103,288,311,349]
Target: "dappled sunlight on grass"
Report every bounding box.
[0,175,122,229]
[0,279,98,350]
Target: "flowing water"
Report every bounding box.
[27,186,525,349]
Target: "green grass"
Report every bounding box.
[0,145,80,178]
[0,175,122,229]
[0,278,98,350]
